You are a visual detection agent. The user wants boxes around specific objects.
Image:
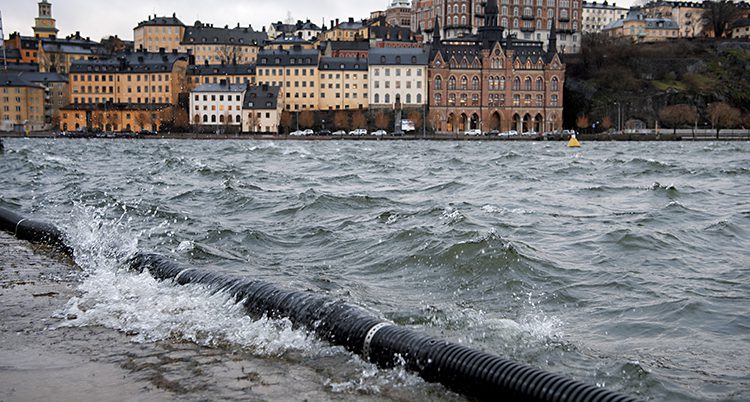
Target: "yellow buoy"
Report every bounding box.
[567,134,581,148]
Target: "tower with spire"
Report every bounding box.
[33,0,58,39]
[547,20,558,55]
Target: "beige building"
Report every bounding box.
[319,18,369,42]
[0,73,46,132]
[582,1,628,33]
[243,85,282,133]
[178,22,267,65]
[134,14,186,52]
[256,48,320,111]
[59,104,170,132]
[732,15,750,38]
[68,50,189,106]
[189,81,246,129]
[603,7,679,42]
[16,72,69,129]
[318,57,369,111]
[368,48,427,108]
[641,1,706,38]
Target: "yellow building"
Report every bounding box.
[68,50,189,106]
[37,32,103,74]
[178,22,267,65]
[243,85,282,133]
[319,18,369,42]
[0,73,46,132]
[186,63,256,90]
[256,48,320,111]
[134,14,186,53]
[318,57,369,111]
[33,0,58,39]
[603,8,679,42]
[59,104,169,132]
[641,1,706,38]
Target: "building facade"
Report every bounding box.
[428,4,565,134]
[134,14,186,52]
[242,84,282,133]
[732,15,750,38]
[582,1,628,33]
[33,0,58,39]
[0,73,46,132]
[178,22,267,65]
[319,18,369,41]
[189,81,246,128]
[368,48,428,108]
[16,72,69,128]
[268,20,322,41]
[318,57,369,111]
[256,48,320,111]
[602,7,679,42]
[59,103,170,132]
[640,1,706,38]
[412,0,583,53]
[387,0,414,28]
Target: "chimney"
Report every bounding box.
[173,12,176,18]
[220,79,228,86]
[204,59,209,66]
[159,47,165,54]
[336,18,340,27]
[349,17,354,24]
[172,49,177,54]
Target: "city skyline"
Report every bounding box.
[2,0,379,41]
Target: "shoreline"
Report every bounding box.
[2,131,750,141]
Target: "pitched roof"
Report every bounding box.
[319,57,368,71]
[136,14,185,28]
[243,85,280,110]
[17,72,69,84]
[182,23,267,46]
[187,64,257,76]
[257,48,320,66]
[0,73,44,89]
[192,82,247,93]
[69,51,188,73]
[368,48,428,65]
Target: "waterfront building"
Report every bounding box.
[178,22,267,65]
[368,48,428,108]
[319,18,369,41]
[387,0,414,28]
[15,72,69,127]
[33,0,58,39]
[189,80,246,129]
[58,103,170,132]
[318,57,369,111]
[256,47,320,111]
[582,1,628,33]
[427,1,565,134]
[602,7,679,42]
[68,50,189,106]
[268,20,322,41]
[37,32,105,74]
[732,14,750,38]
[134,14,186,53]
[0,73,46,132]
[412,0,583,53]
[186,62,256,90]
[242,84,282,133]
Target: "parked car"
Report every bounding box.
[484,130,500,136]
[464,129,482,136]
[290,130,305,136]
[500,130,519,138]
[349,129,367,136]
[332,130,347,136]
[302,129,314,136]
[372,130,387,136]
[318,129,332,136]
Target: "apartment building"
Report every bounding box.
[318,57,369,111]
[368,48,428,108]
[256,48,320,111]
[582,1,628,33]
[179,22,268,64]
[0,73,46,132]
[134,14,186,52]
[243,84,282,133]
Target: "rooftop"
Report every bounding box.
[183,23,268,46]
[136,14,185,28]
[319,57,368,71]
[243,85,280,110]
[193,82,248,93]
[368,48,428,65]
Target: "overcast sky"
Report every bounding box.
[2,0,380,41]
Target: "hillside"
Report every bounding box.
[563,35,750,130]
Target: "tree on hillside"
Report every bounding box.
[334,111,350,131]
[708,102,741,138]
[703,1,740,38]
[280,111,293,133]
[299,111,315,129]
[352,111,367,129]
[374,111,391,131]
[658,104,697,134]
[576,115,590,132]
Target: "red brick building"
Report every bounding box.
[427,2,565,133]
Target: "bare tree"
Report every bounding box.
[174,108,190,131]
[708,102,741,138]
[91,112,104,130]
[216,45,242,64]
[299,111,315,129]
[280,110,293,133]
[601,115,613,130]
[334,111,350,131]
[703,1,740,38]
[352,111,367,129]
[428,110,442,133]
[658,104,697,134]
[50,111,61,131]
[134,112,150,131]
[193,114,202,128]
[374,111,391,131]
[408,110,423,132]
[576,115,590,131]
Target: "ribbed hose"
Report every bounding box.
[0,207,641,402]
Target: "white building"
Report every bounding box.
[242,84,282,133]
[190,81,246,129]
[368,48,427,108]
[582,1,629,33]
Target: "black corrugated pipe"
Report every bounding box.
[0,206,641,402]
[0,206,73,256]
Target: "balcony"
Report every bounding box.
[522,14,535,20]
[520,26,536,32]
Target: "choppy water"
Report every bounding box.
[1,138,749,401]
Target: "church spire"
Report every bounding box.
[432,15,441,44]
[548,20,558,54]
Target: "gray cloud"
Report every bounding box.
[3,0,376,41]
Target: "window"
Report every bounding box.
[551,77,559,91]
[448,76,456,90]
[513,77,521,90]
[551,95,559,106]
[536,78,544,91]
[472,76,480,91]
[525,77,532,91]
[435,76,442,90]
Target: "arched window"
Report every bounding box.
[219,115,225,123]
[235,115,241,123]
[453,16,458,25]
[513,77,521,90]
[536,77,544,91]
[374,93,380,103]
[202,114,207,123]
[406,94,412,103]
[211,115,216,123]
[417,94,422,103]
[385,94,390,103]
[551,95,559,106]
[502,17,508,27]
[448,76,456,90]
[435,76,442,90]
[435,93,442,104]
[513,94,521,106]
[500,76,506,90]
[489,77,496,90]
[524,77,532,91]
[461,16,467,25]
[551,77,559,91]
[460,76,468,90]
[472,76,480,90]
[513,19,519,28]
[536,95,544,106]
